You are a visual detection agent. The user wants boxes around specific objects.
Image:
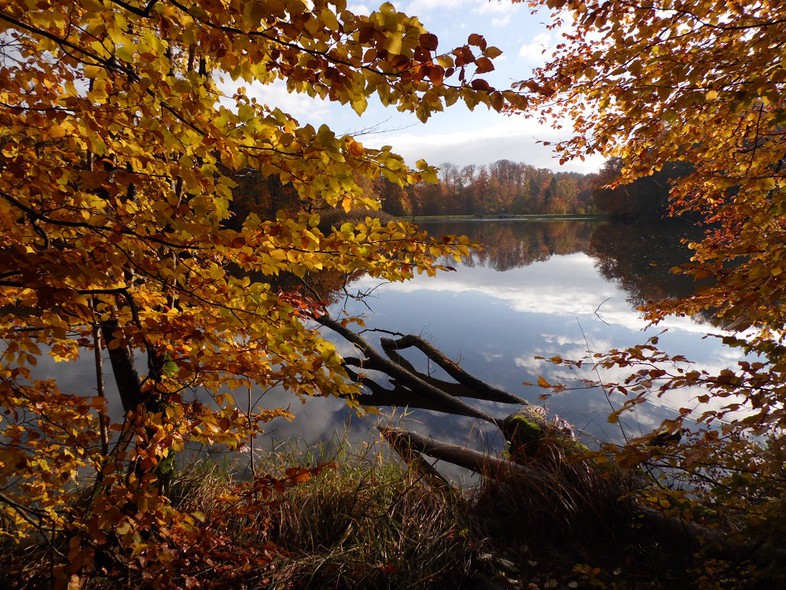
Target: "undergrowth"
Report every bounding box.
[256,443,473,589]
[162,441,474,589]
[2,437,777,589]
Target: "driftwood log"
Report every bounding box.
[316,314,512,426]
[378,426,547,484]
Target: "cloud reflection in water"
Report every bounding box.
[27,221,749,477]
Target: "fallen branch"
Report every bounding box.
[378,426,546,485]
[317,314,501,426]
[380,335,527,405]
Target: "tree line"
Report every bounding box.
[376,159,597,216]
[228,157,688,220]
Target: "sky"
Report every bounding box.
[239,0,605,174]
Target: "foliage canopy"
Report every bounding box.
[0,0,523,584]
[525,0,786,334]
[523,0,786,569]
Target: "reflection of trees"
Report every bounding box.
[592,158,693,219]
[422,220,595,271]
[589,220,703,307]
[270,219,709,318]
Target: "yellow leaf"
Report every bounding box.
[48,124,67,139]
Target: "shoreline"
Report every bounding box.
[405,213,611,222]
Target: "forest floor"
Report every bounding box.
[162,443,760,590]
[1,440,771,589]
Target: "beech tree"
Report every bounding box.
[0,0,525,584]
[523,0,786,562]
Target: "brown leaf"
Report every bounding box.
[419,32,438,51]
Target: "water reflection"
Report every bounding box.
[28,220,741,469]
[424,219,595,271]
[589,219,704,307]
[314,219,739,451]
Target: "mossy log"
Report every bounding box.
[378,426,548,485]
[501,407,589,463]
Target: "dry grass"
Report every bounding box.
[476,435,633,545]
[4,436,746,589]
[252,442,475,589]
[161,442,476,589]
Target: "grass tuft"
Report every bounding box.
[255,441,475,589]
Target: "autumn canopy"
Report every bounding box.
[521,0,786,553]
[0,0,525,583]
[5,0,786,584]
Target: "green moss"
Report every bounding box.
[561,438,590,456]
[507,416,545,447]
[502,406,592,460]
[502,406,549,452]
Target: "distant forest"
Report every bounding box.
[379,160,594,216]
[378,157,691,218]
[229,157,690,221]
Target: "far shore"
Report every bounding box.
[404,213,612,222]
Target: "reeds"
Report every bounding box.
[248,441,475,589]
[2,434,736,589]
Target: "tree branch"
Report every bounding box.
[108,0,161,18]
[316,314,501,426]
[380,334,527,405]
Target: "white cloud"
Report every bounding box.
[363,113,604,173]
[348,3,371,15]
[472,1,520,16]
[542,334,601,347]
[248,81,332,122]
[518,30,554,62]
[351,255,630,332]
[351,253,732,340]
[216,78,331,123]
[405,0,469,14]
[515,327,753,425]
[519,32,553,61]
[491,16,512,27]
[482,351,504,362]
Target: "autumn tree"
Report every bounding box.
[374,175,411,216]
[0,0,524,585]
[399,159,593,216]
[522,0,786,572]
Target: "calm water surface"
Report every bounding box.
[33,219,744,467]
[257,219,742,459]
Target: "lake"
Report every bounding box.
[30,219,744,468]
[254,218,743,462]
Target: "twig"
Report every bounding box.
[593,297,611,326]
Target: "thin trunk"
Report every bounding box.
[92,309,110,457]
[100,319,143,413]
